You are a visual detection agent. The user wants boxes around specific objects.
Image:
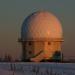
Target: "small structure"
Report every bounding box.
[19,11,63,62]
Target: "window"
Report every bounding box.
[28,41,32,45]
[29,51,32,54]
[48,42,51,45]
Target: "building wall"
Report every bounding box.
[22,39,62,62]
[31,41,44,62]
[43,41,61,59]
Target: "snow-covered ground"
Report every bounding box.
[0,63,75,75]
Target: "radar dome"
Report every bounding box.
[21,11,63,41]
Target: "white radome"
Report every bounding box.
[20,11,63,62]
[21,11,63,40]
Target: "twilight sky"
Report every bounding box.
[0,0,75,60]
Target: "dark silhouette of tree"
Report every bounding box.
[51,51,62,62]
[3,54,12,62]
[0,57,2,62]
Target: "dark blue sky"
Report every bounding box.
[0,0,75,60]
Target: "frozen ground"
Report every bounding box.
[0,63,75,75]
